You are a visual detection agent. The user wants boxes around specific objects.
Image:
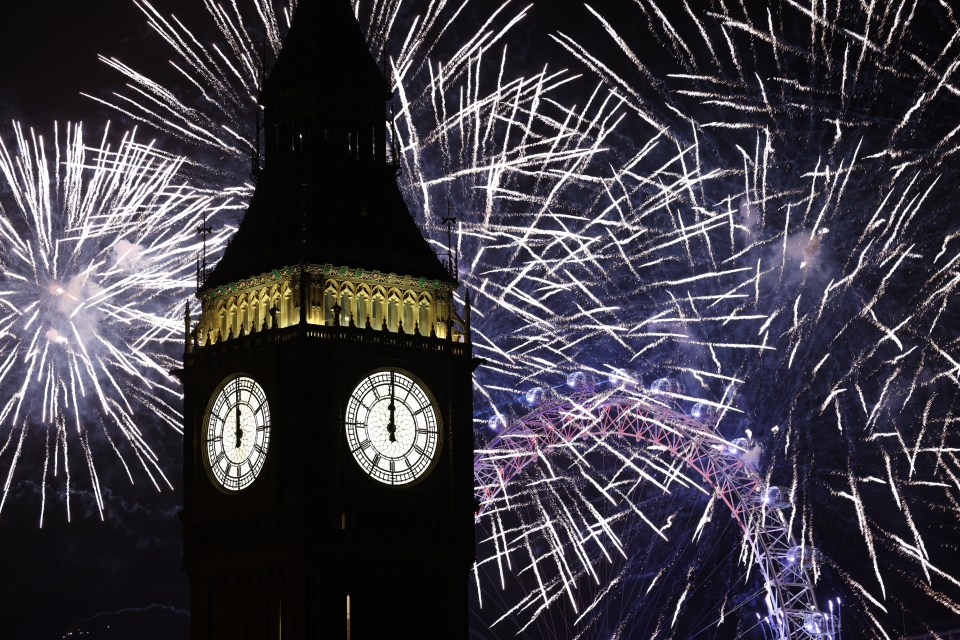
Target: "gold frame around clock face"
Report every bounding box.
[203,374,271,492]
[344,369,441,486]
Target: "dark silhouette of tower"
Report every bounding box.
[177,1,475,637]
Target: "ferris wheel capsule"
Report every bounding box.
[802,611,834,638]
[690,402,720,422]
[487,414,506,432]
[649,377,685,395]
[606,368,635,389]
[759,485,791,509]
[723,436,751,457]
[566,370,588,391]
[784,545,821,570]
[524,386,545,407]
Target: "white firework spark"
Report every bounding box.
[0,121,231,524]
[87,0,293,184]
[464,1,960,637]
[94,0,960,637]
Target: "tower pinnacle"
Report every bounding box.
[203,0,450,290]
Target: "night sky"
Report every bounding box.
[2,2,959,639]
[1,3,208,638]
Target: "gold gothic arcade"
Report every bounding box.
[177,1,476,637]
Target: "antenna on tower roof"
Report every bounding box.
[196,212,212,290]
[442,201,458,282]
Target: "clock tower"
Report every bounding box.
[178,1,475,638]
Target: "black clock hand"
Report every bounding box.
[235,406,242,449]
[387,372,396,442]
[234,382,242,449]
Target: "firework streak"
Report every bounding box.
[0,122,232,524]
[93,1,959,637]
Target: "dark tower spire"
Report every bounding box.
[204,0,450,290]
[261,0,389,170]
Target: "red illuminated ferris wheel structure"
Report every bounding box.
[474,374,839,639]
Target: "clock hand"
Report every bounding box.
[387,372,396,443]
[235,405,242,449]
[234,381,242,449]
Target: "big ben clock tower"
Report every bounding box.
[178,1,475,638]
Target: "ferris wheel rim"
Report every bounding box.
[473,388,836,639]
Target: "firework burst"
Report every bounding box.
[96,0,960,637]
[463,1,960,637]
[0,121,231,524]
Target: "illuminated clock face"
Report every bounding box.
[204,375,271,491]
[345,370,440,486]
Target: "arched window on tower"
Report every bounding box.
[305,280,319,324]
[371,287,385,329]
[239,301,249,335]
[270,291,281,329]
[323,284,337,326]
[253,291,264,332]
[282,289,293,327]
[356,287,370,329]
[227,302,237,339]
[217,308,226,344]
[438,295,452,339]
[418,295,432,335]
[339,287,353,327]
[402,293,416,334]
[387,290,401,332]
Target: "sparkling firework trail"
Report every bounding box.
[0,122,231,524]
[87,0,293,188]
[465,1,960,637]
[97,0,960,637]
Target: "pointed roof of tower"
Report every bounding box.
[202,0,452,290]
[263,0,388,99]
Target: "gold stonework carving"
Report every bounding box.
[193,264,465,348]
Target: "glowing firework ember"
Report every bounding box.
[465,1,960,637]
[87,0,294,193]
[96,0,960,637]
[0,122,231,524]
